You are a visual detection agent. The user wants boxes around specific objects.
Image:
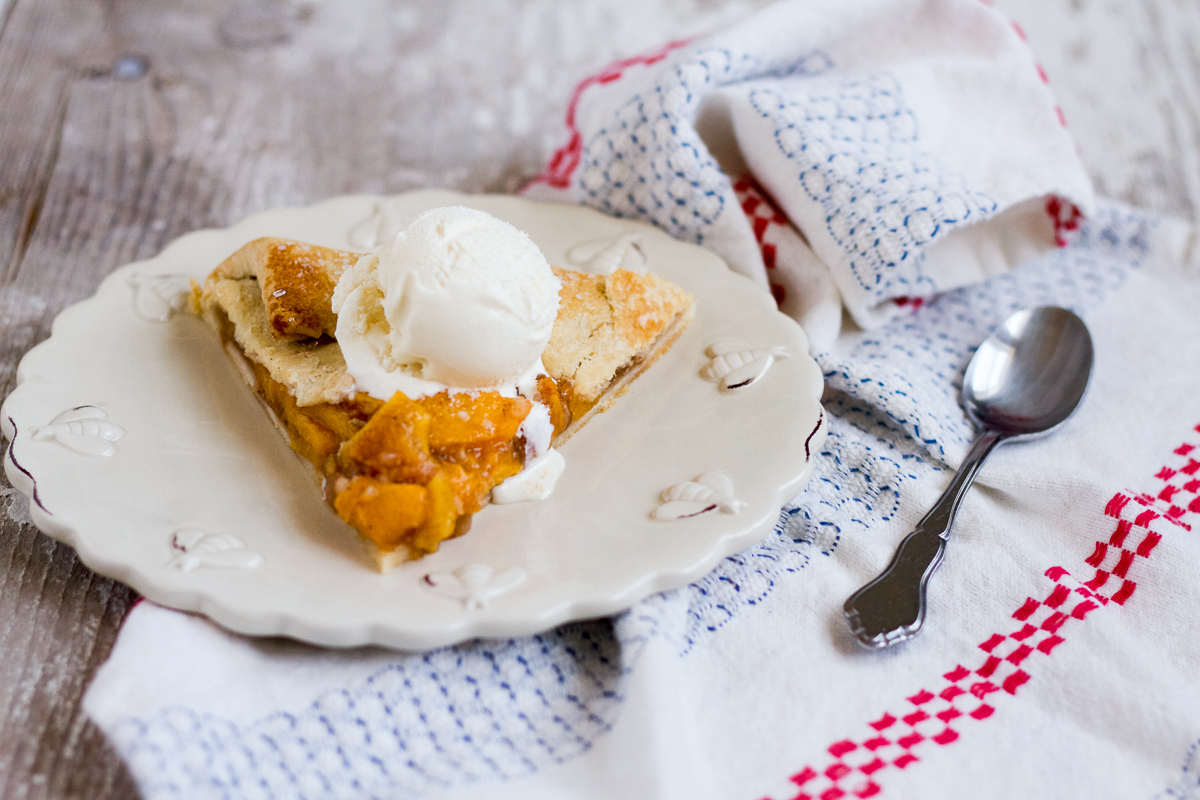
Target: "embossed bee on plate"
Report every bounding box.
[566,232,646,274]
[651,472,746,520]
[423,563,526,610]
[129,273,193,322]
[168,528,263,572]
[31,407,124,457]
[700,338,788,393]
[348,200,417,250]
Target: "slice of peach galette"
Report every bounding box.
[195,206,694,570]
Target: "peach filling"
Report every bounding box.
[249,359,581,558]
[333,391,531,556]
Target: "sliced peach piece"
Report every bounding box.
[421,391,532,450]
[407,472,459,556]
[287,411,341,465]
[341,392,438,484]
[304,392,385,442]
[535,375,570,438]
[334,477,428,551]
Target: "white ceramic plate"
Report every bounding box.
[1,191,826,650]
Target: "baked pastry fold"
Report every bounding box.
[196,236,694,570]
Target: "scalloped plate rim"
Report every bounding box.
[0,191,827,650]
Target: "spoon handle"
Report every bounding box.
[844,430,1003,649]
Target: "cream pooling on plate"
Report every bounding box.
[331,205,561,400]
[331,205,565,501]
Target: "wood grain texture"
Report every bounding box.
[996,0,1200,220]
[0,1,143,796]
[0,1,1196,798]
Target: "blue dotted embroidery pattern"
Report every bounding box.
[1153,736,1200,799]
[109,203,1164,799]
[109,412,942,798]
[748,72,998,303]
[113,623,631,800]
[785,396,938,551]
[576,47,833,246]
[675,530,814,651]
[818,201,1156,464]
[670,408,936,649]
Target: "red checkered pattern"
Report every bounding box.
[757,422,1200,800]
[891,296,926,311]
[733,174,790,307]
[1045,195,1084,247]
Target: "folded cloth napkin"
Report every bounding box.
[523,0,1094,343]
[84,1,1200,798]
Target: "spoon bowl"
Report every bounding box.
[844,306,1094,649]
[964,306,1094,438]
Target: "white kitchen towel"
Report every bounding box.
[82,1,1200,798]
[85,199,1200,800]
[523,0,1094,341]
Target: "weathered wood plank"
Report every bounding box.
[0,520,138,800]
[0,1,1196,799]
[0,1,145,794]
[997,0,1200,220]
[0,0,112,287]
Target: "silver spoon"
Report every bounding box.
[843,306,1094,649]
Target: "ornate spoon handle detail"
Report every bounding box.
[844,430,1002,649]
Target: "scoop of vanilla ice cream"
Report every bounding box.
[331,206,561,400]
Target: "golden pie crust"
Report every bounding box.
[208,238,359,340]
[195,236,694,571]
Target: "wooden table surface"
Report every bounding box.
[1,1,1197,797]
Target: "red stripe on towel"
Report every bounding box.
[758,423,1200,800]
